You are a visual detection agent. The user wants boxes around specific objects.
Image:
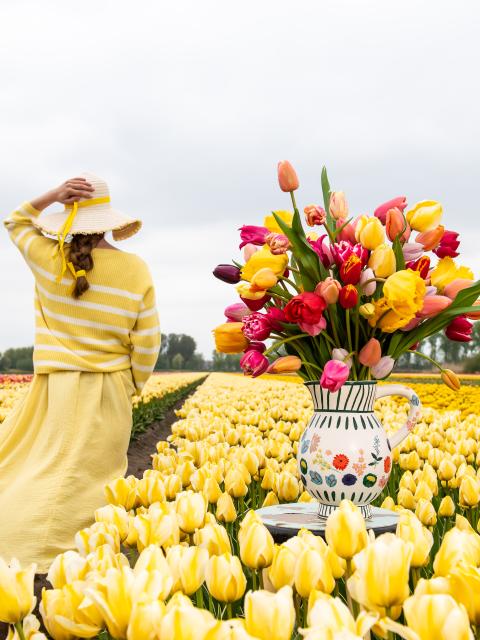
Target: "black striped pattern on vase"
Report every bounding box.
[305,381,377,413]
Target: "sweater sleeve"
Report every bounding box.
[130,283,161,394]
[4,202,56,271]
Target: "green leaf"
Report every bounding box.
[321,166,334,231]
[392,236,405,271]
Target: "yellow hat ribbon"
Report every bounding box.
[56,196,110,281]
[67,262,86,280]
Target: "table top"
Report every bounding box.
[256,502,399,541]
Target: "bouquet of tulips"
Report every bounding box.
[213,161,480,391]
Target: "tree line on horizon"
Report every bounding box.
[2,326,480,374]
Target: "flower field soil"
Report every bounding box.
[3,372,480,638]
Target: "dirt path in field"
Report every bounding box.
[0,393,195,638]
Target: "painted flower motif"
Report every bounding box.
[325,449,332,456]
[300,458,308,474]
[301,439,310,454]
[363,473,377,488]
[309,471,323,485]
[325,474,337,487]
[378,476,388,488]
[342,473,357,486]
[332,454,349,470]
[310,434,321,453]
[353,462,366,476]
[384,456,391,473]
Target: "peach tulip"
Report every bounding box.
[386,208,410,242]
[443,278,474,299]
[417,295,452,318]
[277,161,299,192]
[358,338,382,367]
[416,225,445,251]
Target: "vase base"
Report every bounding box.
[317,502,373,520]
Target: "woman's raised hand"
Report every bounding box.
[55,177,94,205]
[30,177,95,212]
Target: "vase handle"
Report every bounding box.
[375,384,422,450]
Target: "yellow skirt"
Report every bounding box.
[0,370,134,573]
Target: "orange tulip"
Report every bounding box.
[267,356,302,374]
[277,161,299,192]
[358,338,382,367]
[386,208,410,242]
[443,278,474,299]
[416,225,445,251]
[441,369,461,391]
[213,323,249,354]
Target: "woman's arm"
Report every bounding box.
[130,285,161,394]
[4,177,94,265]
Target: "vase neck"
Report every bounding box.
[306,381,377,413]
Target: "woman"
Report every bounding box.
[0,173,160,572]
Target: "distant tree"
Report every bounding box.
[171,353,185,369]
[211,351,241,372]
[0,347,34,372]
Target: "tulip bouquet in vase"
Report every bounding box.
[213,161,480,517]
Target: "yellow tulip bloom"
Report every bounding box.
[216,492,237,523]
[40,582,103,640]
[449,564,480,626]
[239,521,275,570]
[244,585,295,640]
[126,600,165,640]
[194,522,232,556]
[178,546,209,595]
[133,544,173,600]
[205,553,247,603]
[307,592,378,637]
[383,269,426,316]
[204,619,260,640]
[438,496,456,518]
[263,210,293,234]
[403,594,473,640]
[294,548,335,597]
[406,200,443,232]
[268,544,297,590]
[0,557,36,624]
[213,323,250,355]
[368,243,396,277]
[355,215,385,250]
[396,511,433,567]
[459,475,480,507]
[241,246,289,282]
[46,551,88,590]
[430,257,474,292]
[325,500,368,561]
[160,604,216,640]
[175,490,207,533]
[433,525,480,576]
[368,297,413,333]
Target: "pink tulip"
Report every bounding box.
[331,348,353,369]
[358,338,382,367]
[304,204,326,227]
[400,317,423,331]
[239,225,270,249]
[242,312,272,341]
[402,242,424,262]
[225,303,252,322]
[374,196,407,224]
[417,295,452,318]
[299,315,327,337]
[359,268,376,296]
[248,341,266,352]
[265,306,286,331]
[315,277,341,304]
[335,218,356,244]
[309,234,334,268]
[243,243,259,261]
[320,359,350,392]
[277,160,299,192]
[240,350,269,377]
[266,232,291,255]
[371,356,395,379]
[329,192,349,221]
[385,208,410,243]
[443,278,473,299]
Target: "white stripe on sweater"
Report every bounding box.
[138,306,158,319]
[35,344,114,357]
[42,306,130,334]
[132,361,156,372]
[36,282,137,319]
[132,345,159,355]
[131,326,161,337]
[35,327,123,346]
[34,355,130,369]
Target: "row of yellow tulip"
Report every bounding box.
[2,372,480,639]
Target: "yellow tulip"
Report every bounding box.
[307,592,378,637]
[441,369,461,391]
[262,491,280,507]
[261,468,277,491]
[438,496,456,517]
[264,210,293,234]
[194,522,232,556]
[298,491,315,503]
[0,557,36,624]
[251,268,278,290]
[204,620,259,640]
[40,582,103,640]
[46,551,88,589]
[178,547,209,595]
[225,470,248,498]
[134,507,180,551]
[359,303,375,319]
[164,474,182,500]
[75,522,121,556]
[368,244,396,278]
[415,498,437,527]
[298,529,346,579]
[396,511,433,567]
[368,297,412,332]
[216,492,237,523]
[405,451,421,471]
[159,604,216,640]
[403,594,473,640]
[244,585,295,640]
[450,564,480,626]
[399,472,417,494]
[294,548,335,597]
[397,488,416,510]
[355,215,385,250]
[6,614,47,640]
[406,200,443,232]
[414,576,453,596]
[347,533,413,615]
[134,545,173,600]
[276,471,299,502]
[86,545,129,575]
[94,504,130,541]
[414,481,433,503]
[175,490,207,533]
[239,521,275,570]
[203,477,223,504]
[459,475,480,507]
[126,600,165,640]
[136,475,166,507]
[437,459,456,481]
[104,476,137,510]
[381,496,396,510]
[241,247,289,282]
[434,523,480,576]
[213,323,250,355]
[268,544,297,590]
[166,545,186,593]
[325,500,368,560]
[235,283,268,301]
[430,257,474,293]
[205,553,247,603]
[383,269,426,316]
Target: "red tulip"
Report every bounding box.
[242,312,272,341]
[241,295,270,311]
[445,316,473,342]
[265,306,287,331]
[433,230,460,259]
[277,160,299,192]
[339,254,363,285]
[240,350,269,377]
[374,196,407,224]
[406,255,430,279]
[338,284,358,309]
[284,292,326,325]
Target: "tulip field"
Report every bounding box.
[3,372,480,639]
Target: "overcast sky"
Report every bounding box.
[1,0,479,357]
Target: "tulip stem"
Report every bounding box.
[345,310,357,380]
[264,333,310,356]
[410,350,443,371]
[195,586,204,609]
[14,623,26,640]
[278,275,301,292]
[226,602,233,619]
[290,191,299,214]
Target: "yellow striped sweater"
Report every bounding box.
[4,202,161,394]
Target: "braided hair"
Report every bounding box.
[69,233,104,298]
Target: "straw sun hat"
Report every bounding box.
[33,172,142,241]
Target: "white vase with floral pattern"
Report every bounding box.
[298,380,421,519]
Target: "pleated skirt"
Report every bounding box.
[0,369,134,573]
